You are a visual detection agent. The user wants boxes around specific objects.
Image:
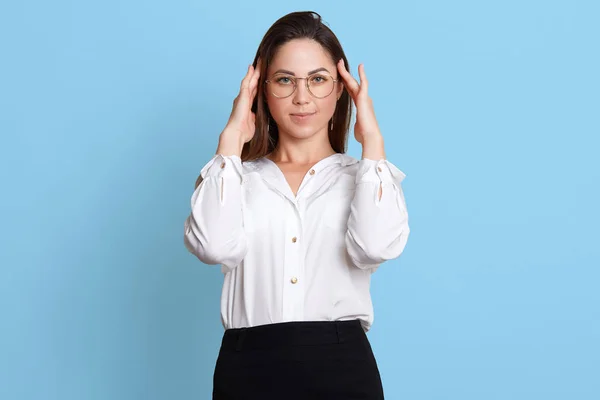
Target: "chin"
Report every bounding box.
[281,116,329,138]
[282,125,324,140]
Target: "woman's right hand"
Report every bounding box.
[223,60,262,144]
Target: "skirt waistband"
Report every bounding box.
[220,319,365,352]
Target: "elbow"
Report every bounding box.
[346,225,410,269]
[183,218,247,268]
[380,224,410,260]
[183,232,219,265]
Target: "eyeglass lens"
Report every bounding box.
[269,73,335,98]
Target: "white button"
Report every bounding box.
[291,277,298,284]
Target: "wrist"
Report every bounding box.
[217,128,245,157]
[361,133,385,160]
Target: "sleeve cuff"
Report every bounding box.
[200,154,243,181]
[356,158,406,185]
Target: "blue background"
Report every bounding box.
[1,0,599,399]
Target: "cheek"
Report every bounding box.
[319,98,338,116]
[266,96,287,119]
[265,96,338,126]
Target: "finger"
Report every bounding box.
[249,65,261,100]
[337,59,360,97]
[358,64,368,94]
[240,65,253,91]
[246,62,260,92]
[251,62,261,84]
[250,58,262,94]
[336,59,355,92]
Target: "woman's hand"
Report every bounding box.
[225,59,262,143]
[217,60,262,157]
[337,59,383,144]
[337,59,385,160]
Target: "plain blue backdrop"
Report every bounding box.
[1,0,598,399]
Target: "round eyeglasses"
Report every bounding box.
[265,73,339,99]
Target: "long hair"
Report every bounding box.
[244,11,352,161]
[195,11,352,189]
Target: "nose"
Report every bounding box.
[292,78,311,105]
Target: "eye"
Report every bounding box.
[310,74,329,84]
[275,76,294,85]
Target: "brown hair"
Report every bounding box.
[245,11,352,161]
[195,11,352,189]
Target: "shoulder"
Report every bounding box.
[240,153,362,179]
[332,153,360,176]
[336,153,360,167]
[241,157,268,176]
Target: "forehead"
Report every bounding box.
[268,39,334,75]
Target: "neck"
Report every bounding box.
[268,129,336,165]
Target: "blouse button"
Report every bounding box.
[291,277,298,284]
[220,162,226,169]
[309,169,315,175]
[377,166,382,172]
[291,237,297,243]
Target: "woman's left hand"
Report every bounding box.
[337,59,382,145]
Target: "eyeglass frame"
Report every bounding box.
[264,72,341,99]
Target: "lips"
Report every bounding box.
[290,112,316,123]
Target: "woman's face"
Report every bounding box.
[265,38,343,141]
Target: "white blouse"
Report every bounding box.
[183,152,410,332]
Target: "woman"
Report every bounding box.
[184,11,410,399]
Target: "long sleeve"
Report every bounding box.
[184,154,248,271]
[345,158,410,269]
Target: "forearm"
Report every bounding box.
[345,157,410,269]
[216,128,246,157]
[184,153,248,269]
[361,133,386,161]
[361,133,386,199]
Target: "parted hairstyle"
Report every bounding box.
[195,11,352,189]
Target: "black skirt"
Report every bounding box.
[212,319,385,399]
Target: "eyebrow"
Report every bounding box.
[273,67,330,75]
